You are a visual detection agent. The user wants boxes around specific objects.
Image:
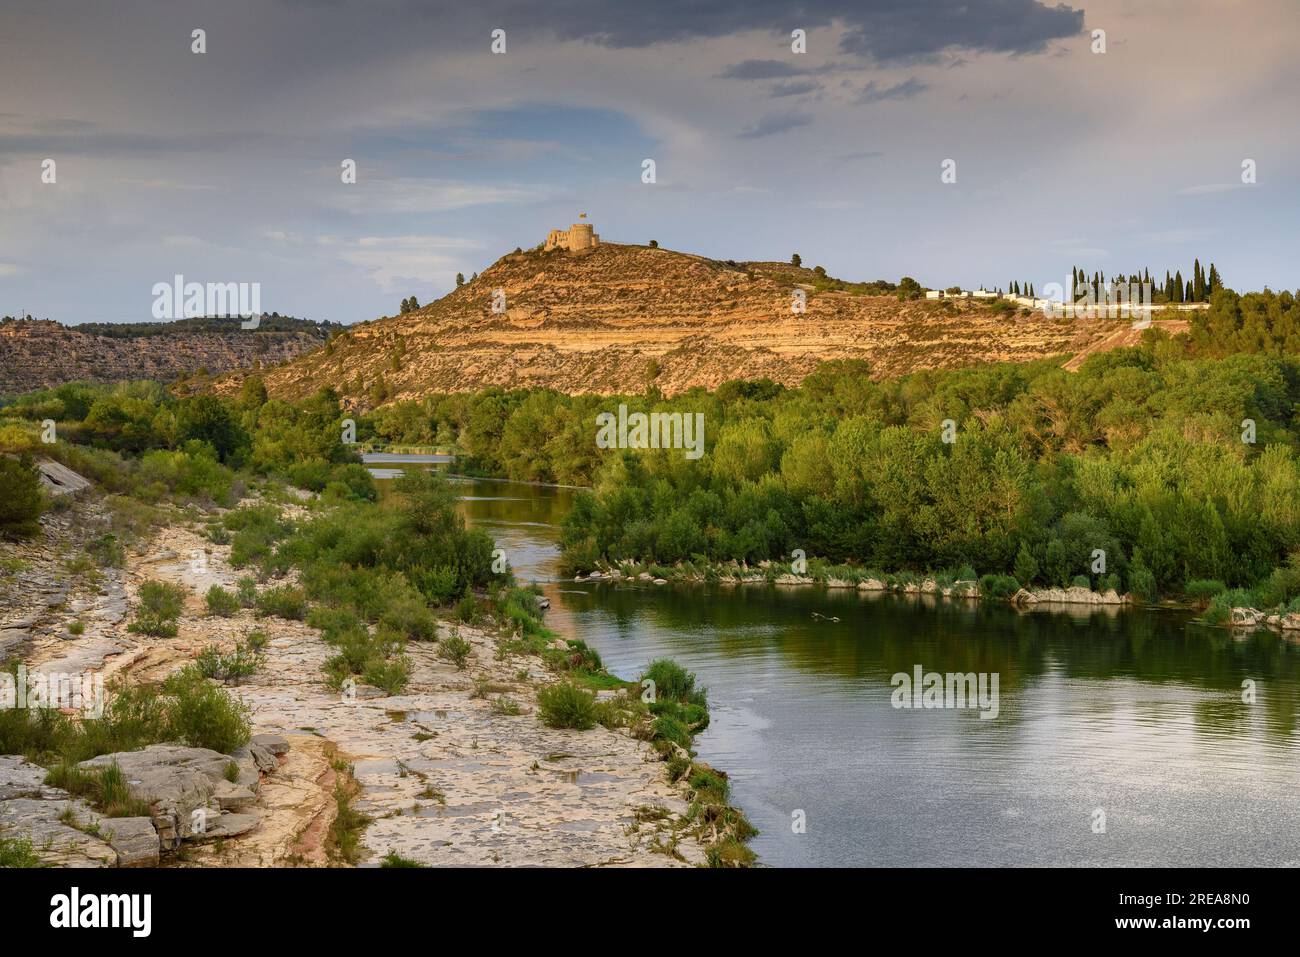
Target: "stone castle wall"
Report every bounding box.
[545,222,600,251]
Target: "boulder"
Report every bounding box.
[212,779,259,811]
[78,745,234,847]
[0,627,30,658]
[1230,607,1267,628]
[100,817,160,867]
[250,733,290,756]
[196,811,261,840]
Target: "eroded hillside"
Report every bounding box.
[217,243,1121,404]
[0,320,331,395]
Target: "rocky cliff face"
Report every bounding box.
[215,243,1114,406]
[0,320,329,395]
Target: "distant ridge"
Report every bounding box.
[0,317,335,394]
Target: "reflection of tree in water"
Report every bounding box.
[453,476,1300,741]
[557,583,1300,738]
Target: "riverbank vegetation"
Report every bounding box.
[0,375,757,866]
[278,290,1300,617]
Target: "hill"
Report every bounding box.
[0,317,336,395]
[214,242,1126,406]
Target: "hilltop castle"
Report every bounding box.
[545,215,600,252]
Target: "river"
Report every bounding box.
[409,471,1300,867]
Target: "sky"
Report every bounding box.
[0,0,1296,325]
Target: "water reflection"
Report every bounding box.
[433,476,1300,867]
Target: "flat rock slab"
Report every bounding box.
[0,757,119,868]
[0,754,63,801]
[0,797,116,866]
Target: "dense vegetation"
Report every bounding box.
[0,367,759,865]
[346,290,1300,618]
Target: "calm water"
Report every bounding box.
[448,476,1300,867]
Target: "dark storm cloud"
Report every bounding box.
[477,0,1084,60]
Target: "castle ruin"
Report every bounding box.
[545,216,600,252]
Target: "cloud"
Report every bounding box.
[835,0,1084,61]
[338,235,483,292]
[327,178,551,215]
[737,112,812,139]
[491,1,1086,62]
[770,80,821,98]
[858,77,927,103]
[717,59,812,80]
[1178,183,1245,196]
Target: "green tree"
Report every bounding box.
[0,454,45,538]
[1014,543,1039,586]
[240,376,268,409]
[177,395,249,464]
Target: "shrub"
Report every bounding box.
[1249,556,1300,610]
[137,446,234,505]
[438,633,472,670]
[1204,588,1256,625]
[1127,558,1157,602]
[0,834,44,867]
[978,574,1020,599]
[235,576,258,608]
[454,593,481,624]
[44,760,151,818]
[128,580,188,637]
[255,585,307,620]
[650,713,693,749]
[378,592,436,642]
[88,533,126,568]
[490,695,522,716]
[162,666,251,753]
[544,639,603,674]
[1070,574,1092,589]
[205,585,240,617]
[706,838,757,868]
[1185,579,1226,607]
[641,659,707,708]
[195,643,258,683]
[536,681,597,730]
[362,655,411,695]
[380,852,425,868]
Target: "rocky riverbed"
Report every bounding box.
[2,495,711,867]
